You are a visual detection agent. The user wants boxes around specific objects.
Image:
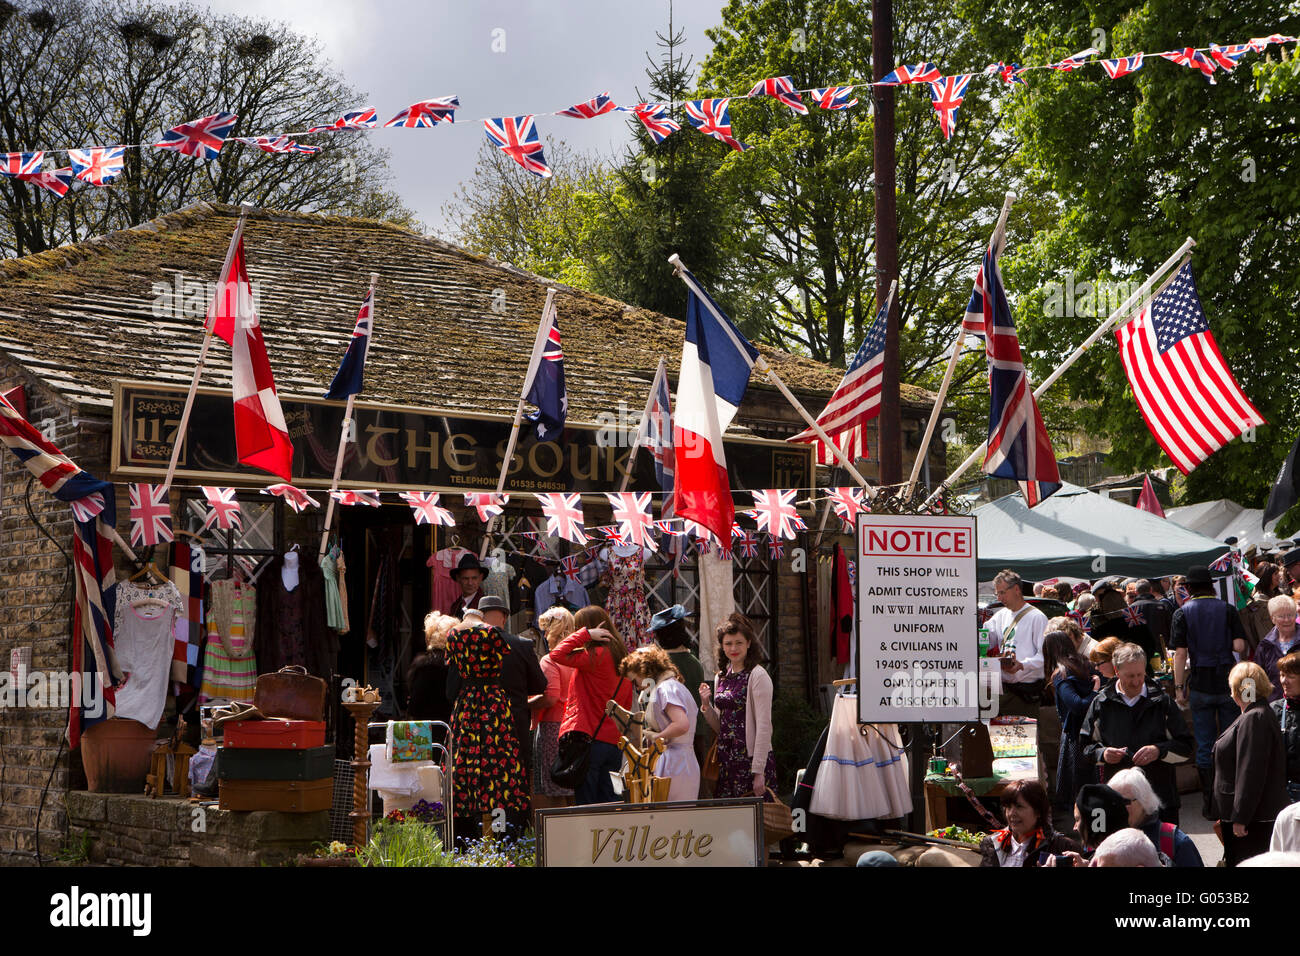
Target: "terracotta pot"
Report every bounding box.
[80,718,157,793]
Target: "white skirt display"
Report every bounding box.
[809,694,912,821]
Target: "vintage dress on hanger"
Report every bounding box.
[255,551,335,679]
[600,544,651,648]
[113,580,185,729]
[200,578,257,702]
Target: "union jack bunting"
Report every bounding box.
[1121,606,1147,627]
[1208,43,1251,71]
[399,491,455,527]
[153,112,238,160]
[558,92,618,118]
[736,533,760,558]
[827,487,866,527]
[237,136,319,155]
[603,528,628,545]
[200,487,242,530]
[0,151,43,176]
[537,493,587,544]
[0,393,108,510]
[809,86,859,110]
[307,107,378,132]
[464,493,507,523]
[655,519,684,536]
[767,536,785,560]
[731,522,746,539]
[262,483,320,513]
[18,167,73,197]
[559,554,585,581]
[716,541,734,560]
[1052,47,1100,71]
[878,63,940,85]
[1248,34,1298,52]
[1159,47,1218,82]
[1209,551,1236,573]
[483,115,553,177]
[68,147,127,186]
[1067,610,1093,634]
[750,489,806,541]
[629,104,681,144]
[985,61,1027,86]
[384,96,459,127]
[927,74,974,140]
[747,76,808,114]
[605,492,654,548]
[1100,54,1145,79]
[329,489,382,507]
[683,99,747,151]
[128,483,173,547]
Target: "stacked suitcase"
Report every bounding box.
[218,719,332,812]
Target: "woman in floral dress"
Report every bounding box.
[700,613,777,800]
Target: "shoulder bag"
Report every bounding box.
[551,676,627,789]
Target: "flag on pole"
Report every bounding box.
[1264,432,1300,527]
[1136,475,1165,518]
[201,487,241,530]
[128,483,174,547]
[673,269,758,542]
[638,359,675,494]
[1114,263,1264,474]
[205,227,295,481]
[521,297,567,439]
[325,288,374,400]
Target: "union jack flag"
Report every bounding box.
[68,147,126,186]
[827,487,866,528]
[308,107,378,132]
[237,136,319,155]
[326,288,374,400]
[655,519,684,536]
[330,488,382,507]
[878,63,941,85]
[736,532,760,558]
[537,493,587,544]
[1174,584,1190,605]
[128,483,173,547]
[0,393,106,511]
[201,487,242,530]
[629,104,680,144]
[1100,54,1145,79]
[603,528,628,545]
[767,536,785,560]
[1052,47,1100,71]
[747,76,808,114]
[384,96,459,127]
[153,112,238,160]
[559,554,585,581]
[683,99,747,151]
[464,493,508,523]
[1159,47,1218,83]
[716,541,734,560]
[1209,551,1236,573]
[1208,43,1251,71]
[927,74,974,140]
[262,483,320,513]
[1067,609,1093,635]
[0,151,43,176]
[1248,34,1298,52]
[985,62,1027,86]
[18,167,73,197]
[400,491,455,527]
[750,489,806,540]
[559,92,618,118]
[1121,606,1147,627]
[484,115,553,177]
[605,492,654,548]
[809,86,859,110]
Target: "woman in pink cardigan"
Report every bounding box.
[700,613,776,799]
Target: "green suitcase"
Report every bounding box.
[217,745,335,781]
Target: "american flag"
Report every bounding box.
[308,107,378,132]
[1121,606,1147,627]
[927,74,974,140]
[68,147,127,186]
[750,489,806,540]
[559,92,618,118]
[559,554,585,581]
[747,76,808,114]
[683,99,747,151]
[465,493,508,523]
[0,151,43,176]
[153,112,238,160]
[1159,47,1218,82]
[1208,43,1251,71]
[979,240,1061,507]
[537,493,587,544]
[484,115,553,177]
[606,492,653,547]
[1114,263,1264,474]
[878,63,940,85]
[330,489,382,507]
[201,486,242,530]
[809,86,859,110]
[400,491,455,527]
[384,96,459,127]
[986,61,1027,86]
[1052,48,1100,71]
[128,483,174,547]
[789,292,888,464]
[630,104,681,144]
[262,483,320,513]
[18,168,73,197]
[736,532,760,558]
[1101,54,1145,79]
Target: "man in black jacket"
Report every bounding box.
[1081,642,1194,824]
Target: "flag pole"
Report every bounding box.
[163,203,252,491]
[618,357,668,494]
[904,191,1016,499]
[667,254,874,491]
[319,272,380,559]
[924,235,1198,505]
[481,287,558,558]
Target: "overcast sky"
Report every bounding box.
[177,0,728,233]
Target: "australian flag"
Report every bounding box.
[325,288,373,400]
[523,298,567,440]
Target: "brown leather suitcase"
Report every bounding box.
[253,666,328,722]
[218,777,333,812]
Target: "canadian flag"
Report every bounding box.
[206,224,294,481]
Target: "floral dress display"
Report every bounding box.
[714,668,778,800]
[446,623,528,815]
[601,546,651,649]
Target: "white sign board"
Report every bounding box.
[857,514,979,722]
[537,799,764,867]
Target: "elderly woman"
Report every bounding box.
[619,645,700,802]
[1109,768,1203,866]
[978,779,1079,867]
[406,611,459,725]
[1241,563,1283,655]
[1272,652,1300,803]
[1254,594,1300,702]
[1213,661,1291,865]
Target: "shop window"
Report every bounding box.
[178,492,281,582]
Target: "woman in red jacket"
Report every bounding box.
[551,605,635,804]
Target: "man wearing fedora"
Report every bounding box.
[1171,564,1248,817]
[449,554,489,618]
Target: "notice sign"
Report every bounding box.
[857,514,979,722]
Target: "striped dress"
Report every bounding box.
[199,594,257,701]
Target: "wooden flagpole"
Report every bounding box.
[319,272,380,559]
[904,191,1016,498]
[668,254,874,491]
[162,203,252,491]
[617,357,669,494]
[481,287,558,558]
[924,235,1198,505]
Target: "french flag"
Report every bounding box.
[672,266,758,543]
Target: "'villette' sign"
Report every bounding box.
[535,800,764,867]
[110,380,812,495]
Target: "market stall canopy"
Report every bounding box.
[1165,498,1279,552]
[973,483,1227,580]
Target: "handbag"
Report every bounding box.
[700,740,719,782]
[762,788,795,844]
[254,665,328,722]
[551,677,626,789]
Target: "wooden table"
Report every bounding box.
[923,758,1039,831]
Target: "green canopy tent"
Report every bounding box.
[973,482,1227,581]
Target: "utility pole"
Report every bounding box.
[872,0,901,486]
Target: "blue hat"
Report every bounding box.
[648,604,689,632]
